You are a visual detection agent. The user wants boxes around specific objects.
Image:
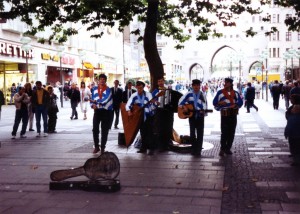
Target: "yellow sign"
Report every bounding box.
[41,53,51,60]
[83,62,94,69]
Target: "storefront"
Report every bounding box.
[77,61,94,86]
[0,40,35,104]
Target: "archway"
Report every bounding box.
[189,63,205,81]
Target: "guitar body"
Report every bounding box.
[178,104,213,119]
[177,104,194,119]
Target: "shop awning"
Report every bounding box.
[83,62,94,69]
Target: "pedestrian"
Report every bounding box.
[213,78,243,156]
[110,80,123,129]
[178,79,208,156]
[285,94,300,166]
[281,80,292,110]
[152,77,174,152]
[47,86,59,133]
[245,82,258,113]
[67,83,80,120]
[0,89,4,119]
[254,81,262,99]
[24,82,35,131]
[10,83,17,104]
[63,82,69,101]
[11,87,30,139]
[271,80,281,110]
[122,81,136,103]
[31,81,50,137]
[90,74,113,154]
[290,80,300,96]
[126,80,156,155]
[79,82,91,120]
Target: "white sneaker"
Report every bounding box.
[11,135,16,139]
[36,133,41,137]
[20,135,27,138]
[43,133,48,137]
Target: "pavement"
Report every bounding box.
[0,93,300,214]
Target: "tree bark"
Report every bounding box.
[144,0,164,91]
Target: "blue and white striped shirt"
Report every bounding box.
[90,86,113,110]
[125,91,156,120]
[178,90,207,110]
[212,89,243,111]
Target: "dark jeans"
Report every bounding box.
[92,109,111,149]
[189,116,204,154]
[35,105,48,133]
[246,100,258,112]
[48,110,57,132]
[12,108,28,136]
[273,95,280,110]
[70,101,78,118]
[220,115,237,151]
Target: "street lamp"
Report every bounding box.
[283,51,291,80]
[20,36,32,83]
[57,45,65,108]
[260,49,268,101]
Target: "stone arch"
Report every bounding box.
[248,61,263,74]
[189,63,205,81]
[210,45,235,74]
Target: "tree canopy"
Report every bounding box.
[0,0,298,88]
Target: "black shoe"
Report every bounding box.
[29,129,35,131]
[70,117,73,120]
[147,150,154,156]
[225,150,233,155]
[114,126,119,129]
[246,111,250,113]
[137,149,146,154]
[74,117,78,120]
[93,147,100,154]
[256,107,258,112]
[191,151,201,156]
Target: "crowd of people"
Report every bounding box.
[2,76,300,165]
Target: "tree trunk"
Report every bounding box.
[144,0,164,91]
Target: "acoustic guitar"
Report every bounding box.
[178,104,213,119]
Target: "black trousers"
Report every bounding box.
[48,110,57,132]
[246,100,258,112]
[12,108,28,136]
[140,116,154,151]
[110,107,120,128]
[153,108,174,150]
[189,116,204,153]
[70,101,78,118]
[220,115,237,151]
[273,95,280,110]
[92,109,110,149]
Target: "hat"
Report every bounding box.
[192,79,201,85]
[136,81,145,87]
[224,78,233,84]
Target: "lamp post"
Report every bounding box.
[20,37,32,83]
[260,49,268,101]
[79,50,86,81]
[283,52,291,80]
[57,45,65,108]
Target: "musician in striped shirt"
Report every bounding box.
[213,78,243,156]
[178,79,207,156]
[90,74,113,154]
[126,81,157,155]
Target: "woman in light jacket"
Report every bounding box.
[79,82,91,120]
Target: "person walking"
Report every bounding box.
[11,87,30,139]
[90,74,113,154]
[122,81,136,103]
[110,80,123,129]
[245,82,258,113]
[24,82,35,131]
[10,83,17,104]
[31,81,50,137]
[271,80,281,110]
[281,80,292,110]
[67,83,80,120]
[254,81,262,99]
[285,94,300,166]
[79,82,91,120]
[213,78,243,156]
[178,79,208,156]
[47,86,59,133]
[0,89,4,120]
[126,81,157,155]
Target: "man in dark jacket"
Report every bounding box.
[67,83,80,120]
[31,81,50,137]
[122,81,136,103]
[245,82,258,113]
[110,80,123,129]
[271,80,281,110]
